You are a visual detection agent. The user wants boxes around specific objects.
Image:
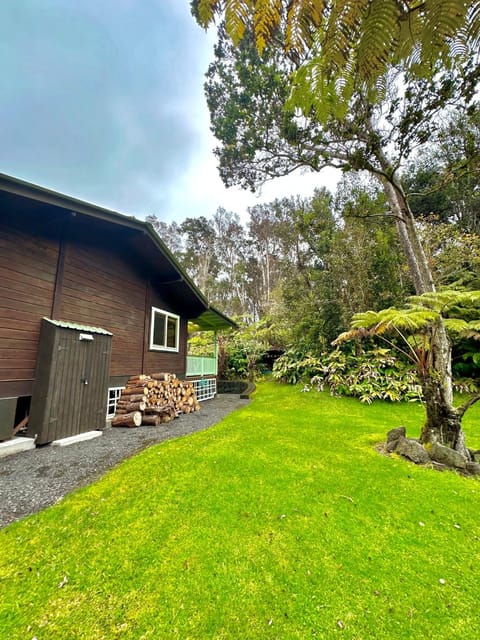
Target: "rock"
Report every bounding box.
[428,442,467,470]
[394,437,430,464]
[466,461,480,475]
[468,449,480,463]
[386,426,406,453]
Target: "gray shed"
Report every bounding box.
[27,319,112,445]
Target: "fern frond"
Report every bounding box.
[443,318,470,333]
[352,306,439,334]
[467,0,480,49]
[225,0,253,45]
[254,0,283,53]
[408,290,480,313]
[197,0,223,29]
[421,0,470,63]
[285,0,326,58]
[357,0,401,82]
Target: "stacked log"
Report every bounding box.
[111,372,200,428]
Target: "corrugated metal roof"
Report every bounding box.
[189,307,237,332]
[43,317,113,335]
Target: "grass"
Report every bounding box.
[1,382,480,639]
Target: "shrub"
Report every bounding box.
[273,346,424,403]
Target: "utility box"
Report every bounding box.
[28,318,112,444]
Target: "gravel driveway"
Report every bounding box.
[0,394,248,529]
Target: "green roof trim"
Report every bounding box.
[189,307,237,332]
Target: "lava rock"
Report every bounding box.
[386,426,406,453]
[394,436,430,464]
[428,442,467,470]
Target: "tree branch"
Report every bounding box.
[456,393,480,418]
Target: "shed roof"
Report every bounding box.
[43,318,113,335]
[0,172,236,331]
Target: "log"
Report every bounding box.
[12,415,29,436]
[150,372,172,381]
[116,401,146,412]
[121,386,149,396]
[127,374,150,383]
[141,414,161,426]
[111,411,142,428]
[144,405,175,415]
[119,393,146,403]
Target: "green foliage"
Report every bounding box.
[270,348,324,385]
[217,319,281,380]
[194,0,479,119]
[273,346,423,403]
[187,332,216,357]
[312,347,424,404]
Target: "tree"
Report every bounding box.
[335,290,480,453]
[145,215,184,257]
[193,0,480,117]
[179,216,219,296]
[403,109,480,233]
[192,3,480,453]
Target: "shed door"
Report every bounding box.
[28,321,112,444]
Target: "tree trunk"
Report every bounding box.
[419,374,467,455]
[378,162,469,454]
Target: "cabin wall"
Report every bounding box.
[58,238,146,376]
[0,221,58,398]
[143,288,187,376]
[0,214,189,434]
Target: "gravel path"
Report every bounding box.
[0,394,248,529]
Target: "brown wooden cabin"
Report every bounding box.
[0,173,235,443]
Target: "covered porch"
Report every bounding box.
[187,307,235,401]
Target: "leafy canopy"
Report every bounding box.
[193,0,480,115]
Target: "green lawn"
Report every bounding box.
[1,382,480,639]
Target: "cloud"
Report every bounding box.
[0,1,338,222]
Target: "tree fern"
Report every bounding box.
[254,0,283,53]
[194,0,479,115]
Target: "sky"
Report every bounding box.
[0,0,338,224]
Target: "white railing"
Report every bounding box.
[186,355,217,377]
[190,378,217,401]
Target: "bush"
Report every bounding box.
[273,346,424,403]
[271,349,324,385]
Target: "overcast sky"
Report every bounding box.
[0,0,338,223]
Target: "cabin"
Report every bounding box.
[0,173,235,444]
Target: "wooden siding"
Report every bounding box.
[0,223,58,384]
[0,209,194,399]
[143,291,187,376]
[58,239,188,378]
[58,239,146,376]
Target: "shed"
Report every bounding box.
[28,319,112,444]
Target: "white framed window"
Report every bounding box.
[150,307,180,352]
[107,386,125,418]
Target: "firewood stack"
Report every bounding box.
[111,372,201,428]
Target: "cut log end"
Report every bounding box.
[111,411,142,428]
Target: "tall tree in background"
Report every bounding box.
[193,1,480,454]
[404,109,480,233]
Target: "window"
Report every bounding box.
[106,386,124,418]
[150,307,180,351]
